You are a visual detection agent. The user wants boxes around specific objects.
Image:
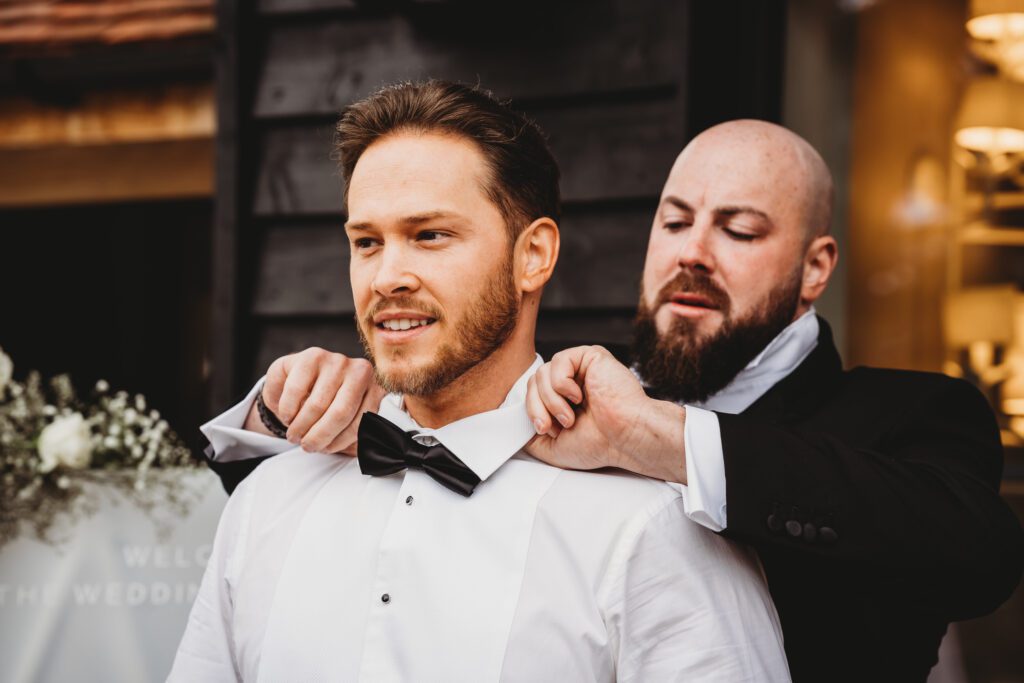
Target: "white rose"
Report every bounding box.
[0,347,12,396]
[38,413,93,473]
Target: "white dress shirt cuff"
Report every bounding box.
[668,406,728,532]
[199,377,292,463]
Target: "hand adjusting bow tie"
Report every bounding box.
[357,412,481,497]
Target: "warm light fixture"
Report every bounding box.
[945,288,1024,445]
[954,77,1024,154]
[967,0,1024,81]
[968,0,1024,40]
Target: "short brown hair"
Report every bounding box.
[335,80,561,240]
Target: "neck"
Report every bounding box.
[403,327,536,429]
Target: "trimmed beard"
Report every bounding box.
[632,266,803,404]
[357,252,520,397]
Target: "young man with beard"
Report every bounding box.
[172,82,790,681]
[202,118,1024,681]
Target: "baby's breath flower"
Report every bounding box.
[0,347,12,396]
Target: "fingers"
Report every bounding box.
[300,360,376,453]
[548,349,586,405]
[275,349,326,426]
[322,383,385,455]
[535,363,577,430]
[526,374,561,437]
[261,354,291,415]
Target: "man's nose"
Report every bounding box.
[675,221,715,273]
[371,244,419,296]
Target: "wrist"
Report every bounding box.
[255,389,289,438]
[242,387,280,437]
[619,399,687,484]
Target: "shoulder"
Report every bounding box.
[235,448,357,515]
[535,465,719,561]
[842,366,993,418]
[844,366,978,398]
[544,465,682,520]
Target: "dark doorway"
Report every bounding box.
[0,199,211,452]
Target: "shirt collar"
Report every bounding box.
[693,307,820,414]
[376,355,543,483]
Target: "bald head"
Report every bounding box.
[676,120,834,242]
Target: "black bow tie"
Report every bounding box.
[357,412,481,497]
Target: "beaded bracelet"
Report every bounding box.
[256,390,289,439]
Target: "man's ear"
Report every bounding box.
[800,235,838,306]
[515,217,560,294]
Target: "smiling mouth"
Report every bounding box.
[376,318,437,332]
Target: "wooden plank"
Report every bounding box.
[253,123,342,216]
[0,0,214,50]
[252,223,352,315]
[253,97,683,215]
[0,138,213,207]
[535,310,636,351]
[252,320,364,385]
[258,0,357,14]
[537,203,650,310]
[252,311,636,384]
[253,0,685,118]
[536,100,683,205]
[251,203,651,315]
[0,84,214,148]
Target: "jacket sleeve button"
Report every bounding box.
[802,523,817,543]
[785,520,803,537]
[819,527,839,544]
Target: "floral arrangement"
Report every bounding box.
[0,346,200,548]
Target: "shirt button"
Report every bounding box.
[381,593,390,604]
[405,496,414,506]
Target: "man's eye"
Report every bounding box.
[417,230,447,241]
[663,220,691,232]
[353,238,378,250]
[724,228,757,242]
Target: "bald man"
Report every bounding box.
[202,120,1024,681]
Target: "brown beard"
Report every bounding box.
[357,252,520,396]
[632,266,802,404]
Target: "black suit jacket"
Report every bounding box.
[203,319,1024,681]
[716,318,1023,681]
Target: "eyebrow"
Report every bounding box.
[662,195,773,224]
[345,210,460,232]
[715,205,772,223]
[662,195,694,213]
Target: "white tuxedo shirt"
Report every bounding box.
[170,358,790,681]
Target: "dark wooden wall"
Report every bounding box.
[211,0,788,409]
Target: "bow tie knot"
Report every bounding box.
[357,412,481,497]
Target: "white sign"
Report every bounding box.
[0,470,225,683]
